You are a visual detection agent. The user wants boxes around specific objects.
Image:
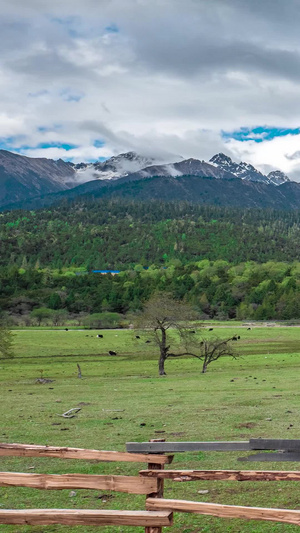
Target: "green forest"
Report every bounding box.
[1,199,300,269]
[2,199,300,323]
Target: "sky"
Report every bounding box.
[1,0,300,178]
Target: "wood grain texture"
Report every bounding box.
[140,469,300,482]
[0,472,157,495]
[146,498,300,525]
[127,441,250,453]
[0,509,173,526]
[0,443,172,464]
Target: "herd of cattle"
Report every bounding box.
[63,326,251,356]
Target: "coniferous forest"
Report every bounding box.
[2,199,300,323]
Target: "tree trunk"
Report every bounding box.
[159,353,166,375]
[202,362,207,373]
[158,327,167,375]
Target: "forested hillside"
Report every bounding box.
[2,199,300,323]
[2,200,300,269]
[1,259,300,322]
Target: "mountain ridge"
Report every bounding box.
[0,148,297,210]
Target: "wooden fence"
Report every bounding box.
[2,440,300,530]
[127,437,300,461]
[0,442,173,531]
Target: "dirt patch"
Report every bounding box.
[236,422,257,429]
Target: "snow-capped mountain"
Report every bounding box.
[0,148,294,209]
[122,157,235,182]
[209,153,290,186]
[73,151,158,181]
[267,170,290,186]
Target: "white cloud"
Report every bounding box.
[1,0,300,176]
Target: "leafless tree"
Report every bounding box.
[135,293,196,375]
[171,334,237,373]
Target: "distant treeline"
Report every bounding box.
[1,259,300,321]
[1,199,300,269]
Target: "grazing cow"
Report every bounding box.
[97,334,103,338]
[145,340,151,344]
[135,335,140,339]
[237,335,240,340]
[247,327,251,330]
[65,328,68,331]
[232,336,238,341]
[108,350,117,356]
[190,330,196,334]
[209,328,213,331]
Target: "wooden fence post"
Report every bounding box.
[145,439,165,533]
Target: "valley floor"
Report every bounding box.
[1,325,300,532]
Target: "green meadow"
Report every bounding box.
[1,325,300,532]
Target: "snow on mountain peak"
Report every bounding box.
[72,150,292,187]
[73,152,159,183]
[209,153,290,185]
[267,170,290,186]
[210,153,233,167]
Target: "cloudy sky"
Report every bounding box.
[1,0,300,178]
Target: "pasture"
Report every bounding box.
[1,325,300,532]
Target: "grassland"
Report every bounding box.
[1,325,300,532]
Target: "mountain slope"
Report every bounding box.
[0,150,76,206]
[0,148,296,210]
[5,172,300,212]
[119,158,236,182]
[0,150,163,207]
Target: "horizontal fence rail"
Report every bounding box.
[239,452,300,462]
[140,469,300,482]
[127,441,250,453]
[146,498,300,526]
[250,439,300,451]
[0,472,158,495]
[0,442,172,465]
[0,509,173,527]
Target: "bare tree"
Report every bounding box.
[169,334,237,373]
[135,293,196,375]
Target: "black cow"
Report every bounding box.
[135,335,140,339]
[145,340,151,344]
[65,328,68,331]
[109,350,117,356]
[97,334,103,338]
[232,336,238,341]
[247,328,251,330]
[209,328,213,331]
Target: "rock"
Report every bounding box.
[198,490,209,494]
[265,418,272,421]
[69,491,76,497]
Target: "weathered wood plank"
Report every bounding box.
[127,441,250,453]
[250,439,300,451]
[140,469,300,481]
[239,452,300,462]
[146,498,300,525]
[0,443,172,465]
[0,509,173,526]
[0,472,157,495]
[145,439,165,533]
